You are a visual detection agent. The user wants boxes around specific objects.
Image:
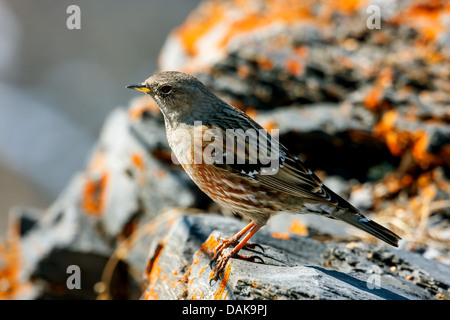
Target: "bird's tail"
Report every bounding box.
[332,209,401,247]
[316,186,402,247]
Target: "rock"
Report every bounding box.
[143,212,450,300]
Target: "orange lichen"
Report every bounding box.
[393,0,450,42]
[131,153,145,171]
[237,64,252,78]
[135,234,230,300]
[325,0,367,14]
[176,1,227,56]
[256,56,274,71]
[364,87,383,111]
[200,234,220,257]
[374,109,396,134]
[401,174,414,187]
[177,0,314,52]
[198,263,208,277]
[245,107,258,120]
[143,242,165,300]
[375,110,445,169]
[374,110,408,157]
[219,1,313,49]
[219,13,264,49]
[262,120,277,132]
[81,152,110,217]
[386,131,407,157]
[82,173,109,217]
[285,58,304,76]
[422,183,437,200]
[364,67,394,112]
[412,130,444,169]
[384,174,405,194]
[289,219,308,236]
[341,38,359,52]
[0,222,23,300]
[418,43,446,64]
[377,67,394,88]
[294,45,309,58]
[271,232,290,240]
[130,152,148,185]
[213,264,231,300]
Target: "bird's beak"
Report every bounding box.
[126,83,151,93]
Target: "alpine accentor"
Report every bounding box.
[127,71,401,282]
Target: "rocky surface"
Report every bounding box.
[1,0,449,300]
[142,212,449,300]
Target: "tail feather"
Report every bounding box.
[314,185,402,247]
[332,210,401,247]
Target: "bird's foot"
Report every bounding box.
[209,251,264,285]
[209,237,264,268]
[209,237,265,285]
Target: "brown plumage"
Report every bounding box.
[127,71,401,283]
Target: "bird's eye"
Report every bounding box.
[159,85,172,95]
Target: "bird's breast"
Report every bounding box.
[167,123,288,220]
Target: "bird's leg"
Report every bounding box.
[211,221,255,262]
[210,221,264,265]
[210,223,263,284]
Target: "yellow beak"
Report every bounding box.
[126,83,151,93]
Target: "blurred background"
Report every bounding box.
[0,0,201,237]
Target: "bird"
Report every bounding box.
[127,71,401,283]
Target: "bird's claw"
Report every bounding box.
[209,253,231,285]
[209,278,217,286]
[208,236,265,285]
[209,239,265,270]
[242,242,265,253]
[209,251,265,286]
[241,254,265,264]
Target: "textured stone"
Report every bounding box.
[143,213,450,300]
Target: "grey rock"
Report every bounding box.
[143,213,450,300]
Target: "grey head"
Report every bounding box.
[127,71,222,126]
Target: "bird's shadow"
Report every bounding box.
[243,248,409,300]
[309,266,409,300]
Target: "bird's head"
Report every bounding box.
[127,71,218,126]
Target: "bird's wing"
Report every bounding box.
[204,107,352,209]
